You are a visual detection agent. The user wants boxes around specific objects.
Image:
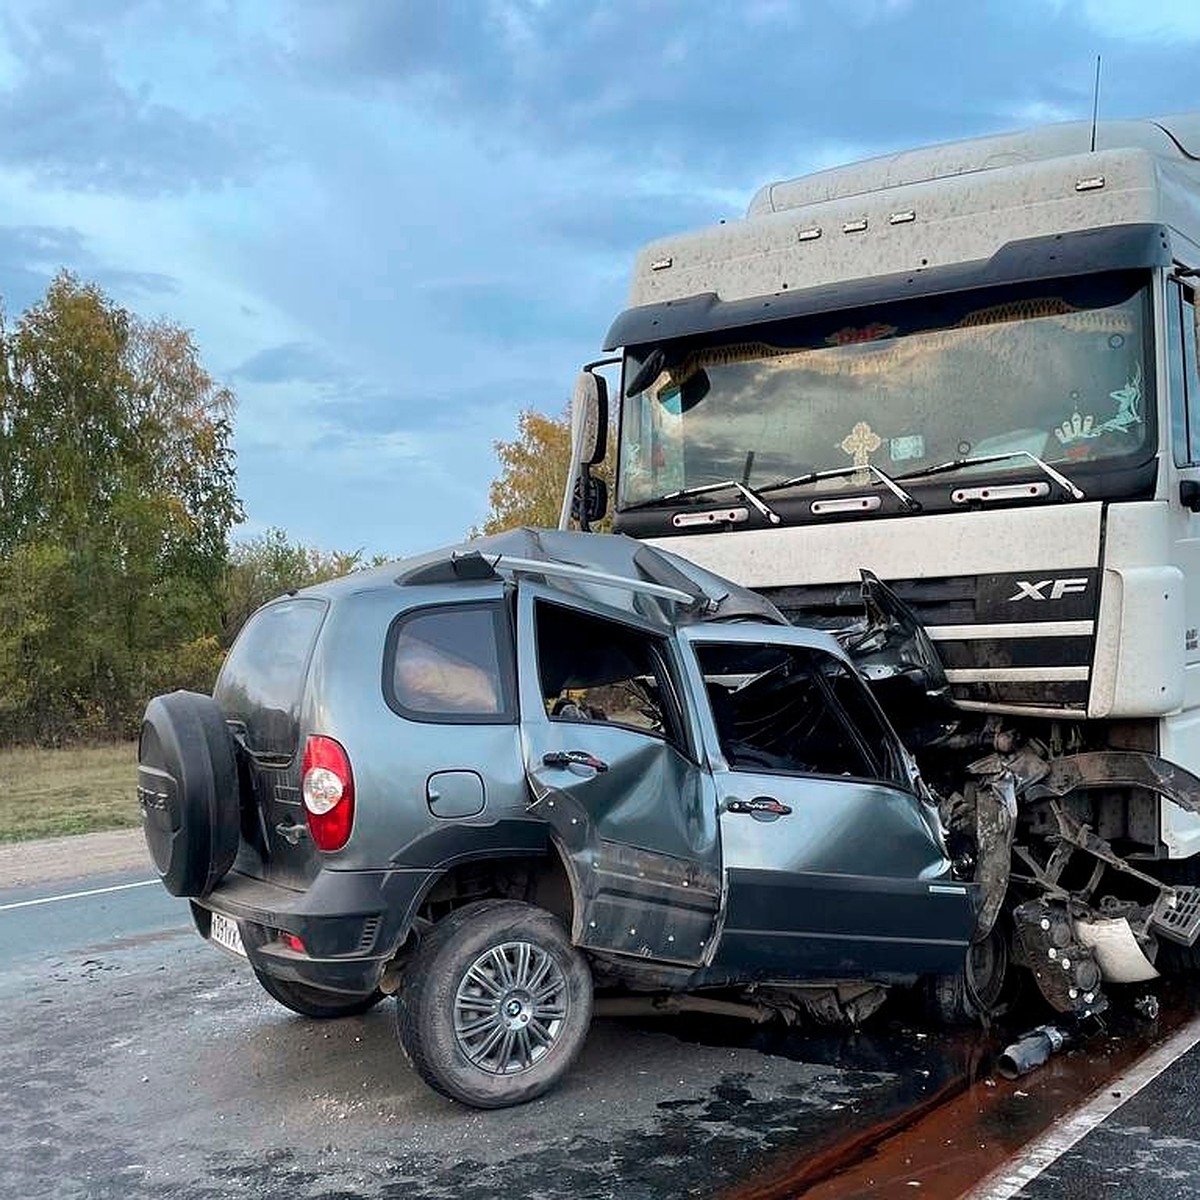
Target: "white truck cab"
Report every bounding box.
[565,115,1200,1019]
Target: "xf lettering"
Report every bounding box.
[1007,578,1089,602]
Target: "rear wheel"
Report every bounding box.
[924,924,1010,1025]
[253,969,384,1019]
[395,899,592,1109]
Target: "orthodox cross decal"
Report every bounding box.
[840,421,882,484]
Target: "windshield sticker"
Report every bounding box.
[959,296,1078,327]
[826,322,897,346]
[889,434,926,462]
[959,297,1139,345]
[840,421,883,482]
[1054,364,1144,449]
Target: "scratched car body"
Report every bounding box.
[137,528,977,1108]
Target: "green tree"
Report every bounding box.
[0,272,243,742]
[479,407,614,535]
[221,528,363,647]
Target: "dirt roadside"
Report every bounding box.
[0,828,150,889]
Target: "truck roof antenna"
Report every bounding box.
[1090,55,1102,152]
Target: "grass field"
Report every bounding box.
[0,742,138,842]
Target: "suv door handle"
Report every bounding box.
[725,797,791,816]
[542,750,609,773]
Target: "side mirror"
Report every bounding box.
[624,347,665,398]
[1181,479,1200,513]
[571,371,609,467]
[560,369,611,531]
[571,473,608,530]
[679,368,711,413]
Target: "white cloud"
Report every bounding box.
[1064,0,1200,41]
[1010,99,1082,126]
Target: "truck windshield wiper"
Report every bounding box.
[623,480,782,525]
[893,451,1085,500]
[757,463,921,511]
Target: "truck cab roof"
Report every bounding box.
[610,112,1200,344]
[748,114,1200,216]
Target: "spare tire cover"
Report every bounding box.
[138,691,240,897]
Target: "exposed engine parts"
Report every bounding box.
[934,738,1200,1019]
[835,570,1200,1024]
[1012,899,1106,1015]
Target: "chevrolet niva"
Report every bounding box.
[138,529,1200,1108]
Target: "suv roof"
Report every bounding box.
[297,526,790,631]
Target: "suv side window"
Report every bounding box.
[695,641,905,786]
[215,597,328,758]
[533,600,687,752]
[385,602,514,723]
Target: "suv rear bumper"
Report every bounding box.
[191,866,437,995]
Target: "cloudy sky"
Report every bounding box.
[1,0,1198,557]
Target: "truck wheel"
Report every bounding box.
[138,691,240,898]
[1147,855,1200,972]
[395,899,592,1109]
[253,969,384,1019]
[924,924,1009,1026]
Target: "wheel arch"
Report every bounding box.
[411,840,578,938]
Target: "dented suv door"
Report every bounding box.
[516,583,722,967]
[679,624,977,980]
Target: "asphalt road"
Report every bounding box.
[5,864,1200,1200]
[1008,1035,1200,1200]
[0,866,976,1200]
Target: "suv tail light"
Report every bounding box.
[301,735,355,851]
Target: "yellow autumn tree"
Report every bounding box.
[479,407,614,535]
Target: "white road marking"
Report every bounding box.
[965,1013,1200,1199]
[0,878,159,912]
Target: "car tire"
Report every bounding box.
[395,899,593,1109]
[1146,854,1200,972]
[924,923,1010,1026]
[253,969,384,1019]
[138,690,240,898]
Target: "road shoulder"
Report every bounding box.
[0,829,149,889]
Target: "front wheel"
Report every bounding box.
[253,969,384,1019]
[923,924,1010,1025]
[395,899,593,1109]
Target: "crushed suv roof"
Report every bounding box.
[343,527,790,630]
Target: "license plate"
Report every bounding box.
[210,911,246,957]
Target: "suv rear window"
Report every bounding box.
[385,602,514,722]
[215,598,327,758]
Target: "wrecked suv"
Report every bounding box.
[141,529,1009,1107]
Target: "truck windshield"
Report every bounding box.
[617,271,1154,510]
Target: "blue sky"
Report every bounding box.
[2,0,1199,557]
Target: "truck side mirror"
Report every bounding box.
[1181,479,1200,513]
[571,473,608,529]
[560,370,610,530]
[571,371,609,467]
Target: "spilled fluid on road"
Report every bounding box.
[618,978,1200,1199]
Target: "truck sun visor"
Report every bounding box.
[602,223,1172,351]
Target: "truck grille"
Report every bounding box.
[759,569,1099,714]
